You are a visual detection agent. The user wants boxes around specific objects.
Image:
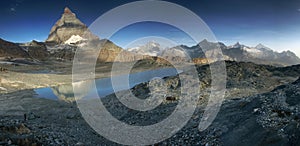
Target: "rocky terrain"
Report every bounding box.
[0,61,299,145]
[21,40,49,61]
[160,76,300,145]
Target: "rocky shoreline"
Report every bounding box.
[0,61,299,145]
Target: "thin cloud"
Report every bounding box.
[10,7,16,12]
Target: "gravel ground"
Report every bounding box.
[0,61,299,145]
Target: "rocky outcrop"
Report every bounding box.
[192,58,209,64]
[0,38,29,59]
[49,45,77,61]
[45,7,97,44]
[23,40,49,61]
[97,39,149,62]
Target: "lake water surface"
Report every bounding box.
[34,68,179,101]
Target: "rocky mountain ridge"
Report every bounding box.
[0,38,29,59]
[128,39,300,66]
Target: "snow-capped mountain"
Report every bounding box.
[45,7,97,45]
[127,41,162,56]
[223,42,300,66]
[128,42,193,62]
[160,46,190,61]
[128,39,300,66]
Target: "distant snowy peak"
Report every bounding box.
[230,42,245,49]
[146,41,160,48]
[281,50,296,57]
[127,41,163,56]
[228,42,276,55]
[128,41,160,51]
[224,42,300,66]
[162,47,186,57]
[255,43,273,52]
[241,46,262,54]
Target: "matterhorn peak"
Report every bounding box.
[62,7,76,18]
[45,7,98,44]
[64,7,72,14]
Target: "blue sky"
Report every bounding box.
[1,0,300,57]
[109,22,197,48]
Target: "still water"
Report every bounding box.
[34,68,180,102]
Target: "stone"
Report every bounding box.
[192,58,209,64]
[166,96,176,101]
[16,124,31,134]
[75,142,84,146]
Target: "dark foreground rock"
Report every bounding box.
[98,76,300,146]
[0,90,115,145]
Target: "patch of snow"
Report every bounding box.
[242,46,262,54]
[142,52,158,56]
[172,49,185,56]
[127,47,139,52]
[127,42,162,56]
[65,35,86,45]
[0,87,7,91]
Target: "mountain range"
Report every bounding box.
[0,7,299,66]
[127,39,300,66]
